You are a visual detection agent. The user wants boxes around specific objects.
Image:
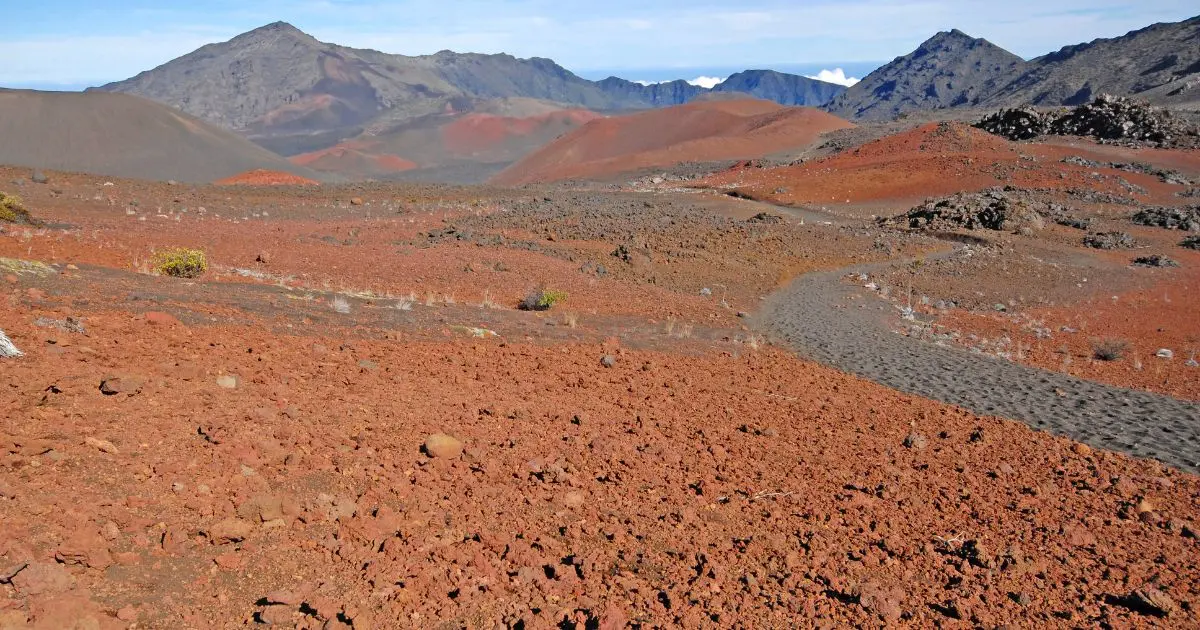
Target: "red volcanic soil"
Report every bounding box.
[287,109,600,180]
[938,249,1200,400]
[260,94,336,127]
[290,141,418,176]
[698,122,1190,214]
[441,110,602,156]
[492,99,853,185]
[2,167,1200,627]
[214,169,321,186]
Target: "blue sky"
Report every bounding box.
[2,1,1196,89]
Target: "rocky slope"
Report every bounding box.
[828,16,1200,121]
[717,70,848,106]
[93,22,845,143]
[982,16,1200,107]
[0,89,320,183]
[825,29,1027,120]
[492,98,852,185]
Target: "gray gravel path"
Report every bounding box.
[757,257,1200,473]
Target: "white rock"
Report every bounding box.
[0,330,22,358]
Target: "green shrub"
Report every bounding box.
[153,248,208,278]
[1091,338,1129,362]
[0,192,31,223]
[519,287,567,311]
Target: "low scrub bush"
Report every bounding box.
[1091,338,1129,362]
[519,287,568,311]
[0,192,31,223]
[152,247,208,278]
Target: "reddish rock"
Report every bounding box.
[256,605,294,625]
[10,562,74,596]
[55,529,113,569]
[424,433,464,459]
[1063,525,1097,547]
[207,518,254,544]
[599,604,628,630]
[306,596,341,622]
[144,311,182,326]
[113,552,140,566]
[854,581,903,622]
[214,552,243,570]
[264,589,306,606]
[237,494,285,522]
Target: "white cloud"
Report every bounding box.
[688,76,726,89]
[633,76,726,88]
[805,68,860,87]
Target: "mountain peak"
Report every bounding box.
[827,27,1026,120]
[920,28,988,49]
[233,21,316,45]
[253,21,303,34]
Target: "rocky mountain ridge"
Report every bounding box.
[828,16,1200,120]
[93,22,846,143]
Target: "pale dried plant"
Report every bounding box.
[424,291,436,307]
[562,312,578,329]
[330,296,351,314]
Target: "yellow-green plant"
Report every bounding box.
[152,247,208,278]
[0,192,31,223]
[519,287,568,311]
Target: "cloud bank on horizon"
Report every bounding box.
[634,76,727,89]
[804,68,859,87]
[0,0,1195,86]
[635,71,857,89]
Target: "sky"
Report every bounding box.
[2,0,1196,90]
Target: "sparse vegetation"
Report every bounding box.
[152,247,208,278]
[1083,231,1135,250]
[1092,338,1130,362]
[1182,235,1200,250]
[0,192,32,224]
[330,296,351,314]
[1131,254,1179,268]
[518,287,568,311]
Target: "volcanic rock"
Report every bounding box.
[424,433,464,459]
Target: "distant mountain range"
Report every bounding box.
[54,14,1200,184]
[91,22,845,151]
[829,15,1200,119]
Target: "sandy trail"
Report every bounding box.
[757,251,1200,473]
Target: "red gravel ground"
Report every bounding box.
[493,100,852,185]
[937,249,1200,400]
[696,122,1192,215]
[214,170,322,186]
[1,146,1198,629]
